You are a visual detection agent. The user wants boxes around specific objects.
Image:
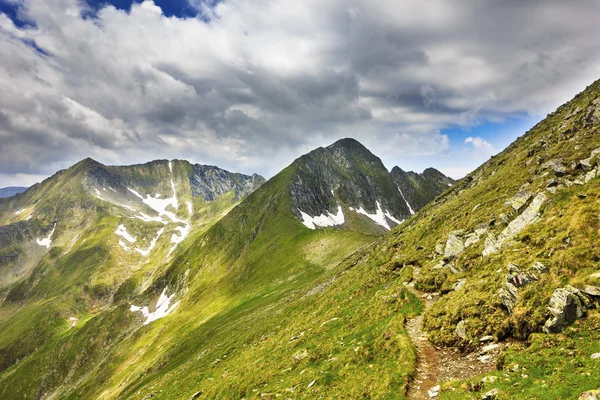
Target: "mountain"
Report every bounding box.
[391,166,455,213]
[4,77,600,400]
[0,186,27,198]
[0,138,453,399]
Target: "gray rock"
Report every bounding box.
[435,241,445,255]
[542,159,567,176]
[585,168,598,183]
[479,335,494,342]
[454,279,466,291]
[579,390,600,400]
[543,286,590,333]
[483,193,547,256]
[583,285,600,297]
[444,230,465,259]
[482,343,501,353]
[506,263,538,288]
[500,282,519,313]
[504,189,532,211]
[428,385,440,398]
[455,320,467,339]
[482,388,499,400]
[532,262,547,273]
[591,353,600,360]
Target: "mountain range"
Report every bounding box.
[0,187,27,198]
[1,78,600,399]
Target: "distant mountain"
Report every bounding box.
[0,139,459,399]
[390,166,455,213]
[0,187,27,198]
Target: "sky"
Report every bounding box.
[1,0,600,187]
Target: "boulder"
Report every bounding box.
[506,263,538,288]
[532,261,547,273]
[428,385,440,398]
[435,241,445,255]
[583,285,600,297]
[542,159,567,176]
[585,168,598,183]
[591,353,600,360]
[499,282,519,313]
[482,388,499,400]
[454,279,466,291]
[543,286,590,333]
[455,320,467,339]
[483,193,547,256]
[579,390,600,400]
[504,189,532,211]
[444,230,465,259]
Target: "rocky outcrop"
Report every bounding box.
[483,192,547,256]
[504,189,532,212]
[543,286,594,333]
[444,230,465,259]
[390,166,454,212]
[189,165,265,201]
[499,262,546,313]
[289,139,410,227]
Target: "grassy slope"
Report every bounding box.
[0,162,380,399]
[2,79,599,398]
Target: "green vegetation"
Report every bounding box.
[1,79,600,398]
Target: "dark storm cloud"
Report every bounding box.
[0,0,599,185]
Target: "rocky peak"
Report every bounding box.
[390,166,455,212]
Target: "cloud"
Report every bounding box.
[0,0,599,184]
[465,136,496,156]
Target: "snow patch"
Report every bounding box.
[186,201,193,216]
[36,223,56,248]
[130,287,180,325]
[397,187,415,215]
[349,201,401,230]
[299,205,345,230]
[115,224,136,243]
[15,208,26,215]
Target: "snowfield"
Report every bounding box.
[299,205,345,229]
[36,223,56,248]
[130,287,180,325]
[349,201,402,230]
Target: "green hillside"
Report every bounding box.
[1,78,600,399]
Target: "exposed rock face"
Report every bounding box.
[483,192,547,256]
[541,159,567,176]
[189,165,265,201]
[504,189,532,211]
[543,286,592,333]
[499,262,546,313]
[390,166,454,212]
[444,230,465,259]
[289,139,410,227]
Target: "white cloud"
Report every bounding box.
[465,136,496,156]
[0,0,599,181]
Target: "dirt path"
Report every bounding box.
[403,279,505,399]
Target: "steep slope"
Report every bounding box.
[290,138,411,232]
[0,159,264,378]
[0,186,27,198]
[391,167,455,213]
[20,78,599,400]
[0,139,421,399]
